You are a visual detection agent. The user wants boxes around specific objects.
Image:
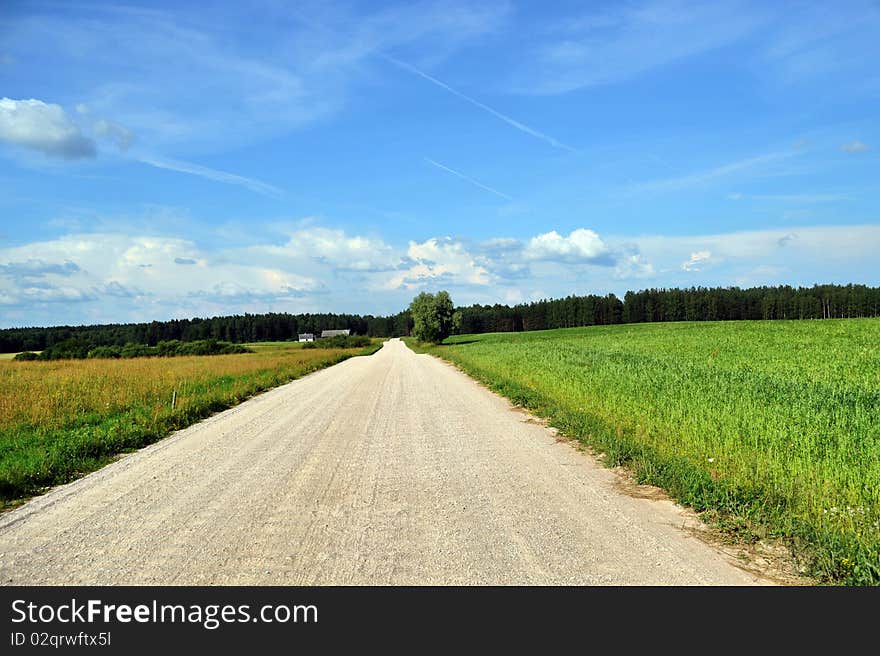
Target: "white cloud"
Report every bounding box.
[841,140,869,153]
[633,152,794,193]
[2,223,879,327]
[524,229,610,263]
[0,233,317,312]
[0,98,96,159]
[681,250,712,271]
[760,3,880,83]
[258,227,397,273]
[512,1,765,94]
[93,119,134,150]
[750,193,849,203]
[6,3,506,153]
[612,225,880,291]
[614,253,655,279]
[482,237,521,251]
[503,288,524,304]
[387,237,490,289]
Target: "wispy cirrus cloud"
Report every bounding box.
[6,3,508,155]
[631,151,795,193]
[424,158,512,200]
[384,55,575,151]
[760,2,880,85]
[511,1,765,94]
[729,192,849,203]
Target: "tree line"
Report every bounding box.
[0,311,411,353]
[1,283,878,352]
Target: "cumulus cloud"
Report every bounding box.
[4,223,879,327]
[268,227,397,273]
[0,233,318,314]
[0,98,96,159]
[681,250,712,271]
[524,229,612,264]
[388,238,490,289]
[840,140,868,153]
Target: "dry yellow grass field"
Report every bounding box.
[0,341,380,505]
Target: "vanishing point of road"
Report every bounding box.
[0,339,765,585]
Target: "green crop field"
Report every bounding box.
[0,340,382,508]
[409,319,880,585]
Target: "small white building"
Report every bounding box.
[320,329,350,338]
[298,333,315,342]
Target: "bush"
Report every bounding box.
[87,346,121,359]
[155,340,183,356]
[38,338,91,360]
[175,339,250,356]
[120,343,155,358]
[15,339,253,360]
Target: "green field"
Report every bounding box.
[410,319,880,584]
[0,340,382,508]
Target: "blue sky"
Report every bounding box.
[1,0,878,327]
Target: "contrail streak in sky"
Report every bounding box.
[425,158,513,200]
[385,55,576,153]
[138,156,283,198]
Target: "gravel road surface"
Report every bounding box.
[0,339,765,584]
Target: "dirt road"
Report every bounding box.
[0,339,765,584]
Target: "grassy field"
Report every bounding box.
[0,340,381,507]
[408,319,880,585]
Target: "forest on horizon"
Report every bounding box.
[2,282,879,353]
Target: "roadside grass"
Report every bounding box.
[0,340,382,507]
[405,319,880,585]
[243,341,305,349]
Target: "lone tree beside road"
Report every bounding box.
[409,291,457,344]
